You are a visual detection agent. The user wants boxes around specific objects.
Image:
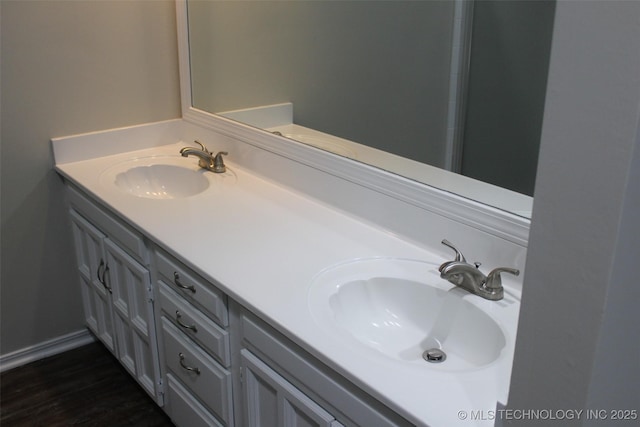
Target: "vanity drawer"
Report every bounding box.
[159,282,230,367]
[155,249,228,327]
[165,374,224,427]
[162,318,233,425]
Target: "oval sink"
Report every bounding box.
[100,155,236,199]
[309,258,507,371]
[113,164,209,199]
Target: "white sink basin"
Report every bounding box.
[114,164,209,199]
[100,156,235,199]
[308,258,507,372]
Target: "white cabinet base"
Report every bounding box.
[241,349,344,427]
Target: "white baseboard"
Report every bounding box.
[0,329,96,373]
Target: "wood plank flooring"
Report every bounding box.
[0,341,174,426]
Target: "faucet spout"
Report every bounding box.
[439,261,488,294]
[180,147,214,169]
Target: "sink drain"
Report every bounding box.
[422,348,447,363]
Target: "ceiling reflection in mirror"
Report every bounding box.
[186,0,555,218]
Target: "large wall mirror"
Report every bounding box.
[184,0,556,219]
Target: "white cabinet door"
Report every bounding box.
[69,209,116,354]
[105,238,161,402]
[241,349,343,427]
[69,208,162,405]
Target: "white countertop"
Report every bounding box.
[54,135,520,427]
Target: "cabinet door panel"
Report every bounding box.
[79,275,99,333]
[104,238,161,402]
[241,313,407,427]
[245,364,279,426]
[114,312,137,375]
[134,328,161,399]
[241,349,337,427]
[69,209,105,282]
[68,201,162,406]
[70,210,116,354]
[78,272,116,350]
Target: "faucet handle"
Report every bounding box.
[441,239,467,263]
[485,267,520,290]
[212,151,228,173]
[193,140,211,154]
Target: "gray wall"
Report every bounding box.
[508,0,640,421]
[462,0,555,196]
[188,0,455,167]
[0,0,180,357]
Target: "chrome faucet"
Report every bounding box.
[180,140,228,173]
[438,239,519,301]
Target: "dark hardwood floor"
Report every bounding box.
[0,341,174,426]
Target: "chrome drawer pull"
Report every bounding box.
[97,260,112,294]
[173,272,196,293]
[103,264,112,294]
[97,259,105,284]
[175,310,197,332]
[178,353,200,375]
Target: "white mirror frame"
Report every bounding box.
[175,0,531,246]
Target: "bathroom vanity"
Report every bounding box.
[53,117,526,427]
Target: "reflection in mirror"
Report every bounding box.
[186,0,555,218]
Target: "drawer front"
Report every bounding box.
[166,374,224,427]
[159,282,230,367]
[155,249,228,327]
[162,318,233,425]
